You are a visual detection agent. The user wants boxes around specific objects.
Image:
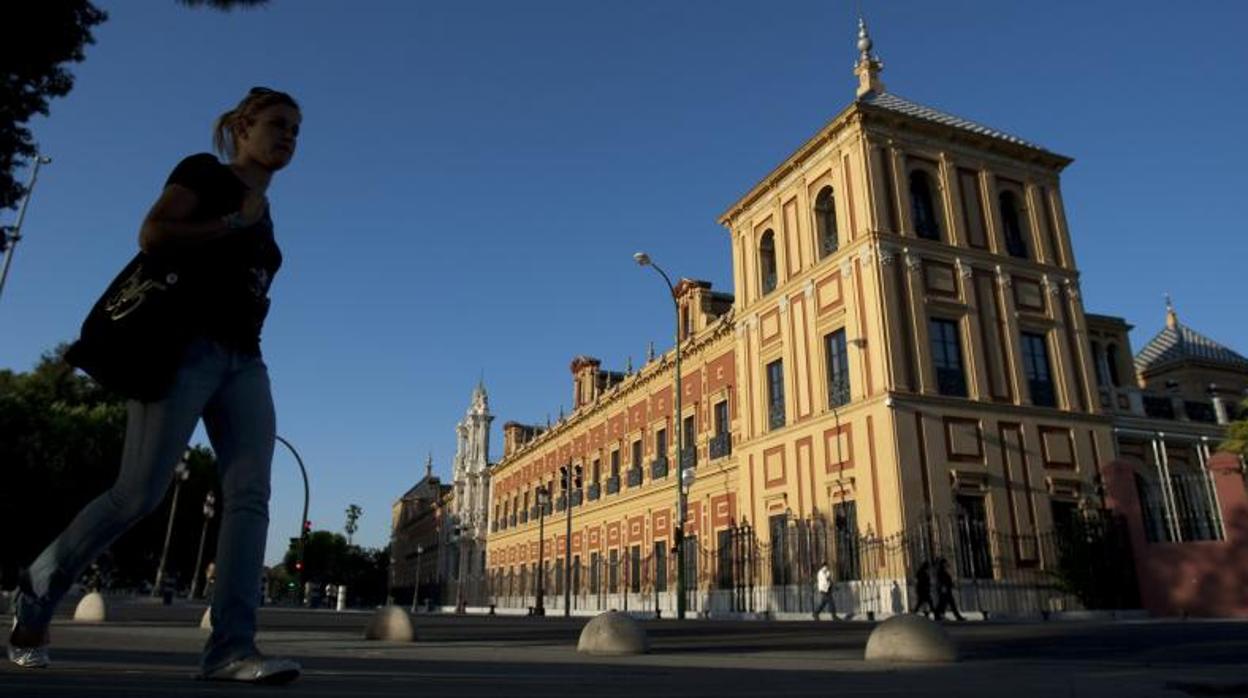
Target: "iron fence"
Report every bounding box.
[459,510,1137,617]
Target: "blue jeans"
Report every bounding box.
[17,337,276,671]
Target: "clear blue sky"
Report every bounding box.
[3,1,1245,562]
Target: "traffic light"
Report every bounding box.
[294,560,304,573]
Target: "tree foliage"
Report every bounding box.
[0,345,221,590]
[1221,398,1248,459]
[2,0,270,210]
[281,531,389,606]
[0,2,107,209]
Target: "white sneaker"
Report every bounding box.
[7,616,50,669]
[199,655,300,684]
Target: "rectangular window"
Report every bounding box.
[954,494,993,579]
[655,427,667,459]
[1021,332,1057,407]
[608,549,619,593]
[769,514,790,586]
[766,359,786,429]
[832,501,861,581]
[714,401,729,436]
[683,414,695,448]
[717,529,735,590]
[929,318,968,397]
[610,450,620,479]
[654,542,668,592]
[632,439,642,469]
[825,329,850,408]
[555,558,563,595]
[683,534,698,590]
[592,458,601,484]
[630,545,641,593]
[590,551,601,593]
[572,555,581,594]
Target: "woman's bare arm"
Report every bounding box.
[138,184,266,254]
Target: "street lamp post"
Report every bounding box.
[410,544,425,613]
[634,251,689,619]
[274,436,311,600]
[190,491,217,599]
[535,485,549,616]
[0,155,52,303]
[153,452,191,597]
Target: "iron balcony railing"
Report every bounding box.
[626,468,643,488]
[606,476,620,495]
[650,456,669,479]
[587,483,601,501]
[709,433,732,460]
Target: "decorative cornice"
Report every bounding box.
[878,244,897,267]
[1063,278,1081,301]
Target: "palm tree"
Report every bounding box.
[345,504,363,546]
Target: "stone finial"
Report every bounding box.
[1165,293,1179,330]
[425,453,433,479]
[647,341,656,363]
[854,17,885,97]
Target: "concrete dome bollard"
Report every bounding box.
[73,592,107,623]
[200,607,213,630]
[363,606,416,642]
[576,611,649,656]
[864,614,959,663]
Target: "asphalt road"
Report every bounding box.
[2,604,1245,698]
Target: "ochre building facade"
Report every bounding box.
[480,22,1245,618]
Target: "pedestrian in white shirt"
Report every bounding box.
[812,561,838,621]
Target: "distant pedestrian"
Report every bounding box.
[812,561,838,621]
[933,558,965,621]
[7,87,304,685]
[911,561,935,617]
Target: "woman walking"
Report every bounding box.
[7,87,303,684]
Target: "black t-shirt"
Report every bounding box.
[163,153,283,355]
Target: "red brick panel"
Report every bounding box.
[628,515,645,544]
[711,493,737,529]
[706,351,735,394]
[652,509,671,539]
[651,386,673,420]
[607,522,621,547]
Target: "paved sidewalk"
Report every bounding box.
[2,613,1245,697]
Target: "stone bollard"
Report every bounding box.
[200,607,213,630]
[576,611,649,656]
[864,614,959,663]
[337,585,347,611]
[363,606,416,642]
[73,592,107,623]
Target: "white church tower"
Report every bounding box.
[450,379,493,581]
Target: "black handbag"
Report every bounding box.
[66,251,196,402]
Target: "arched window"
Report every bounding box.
[759,229,778,295]
[814,186,838,257]
[1106,343,1123,387]
[999,190,1028,259]
[909,170,941,240]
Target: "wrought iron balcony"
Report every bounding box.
[626,467,643,488]
[768,402,786,430]
[519,510,529,524]
[556,495,567,512]
[606,476,620,495]
[680,446,697,470]
[508,513,517,527]
[709,433,732,460]
[587,482,601,501]
[650,456,669,479]
[571,490,583,507]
